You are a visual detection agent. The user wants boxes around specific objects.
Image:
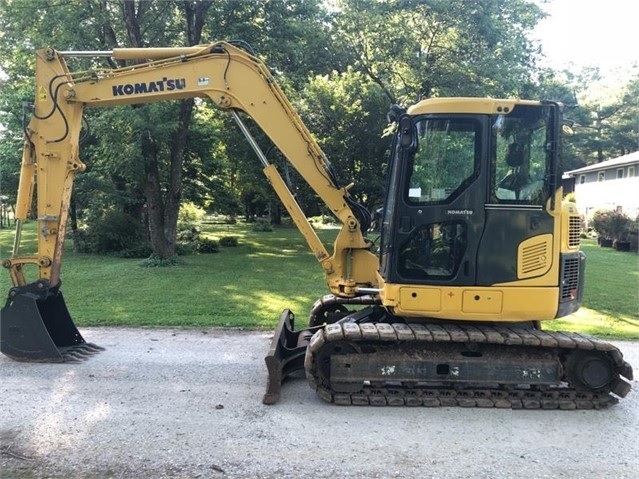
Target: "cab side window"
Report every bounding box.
[494,117,547,205]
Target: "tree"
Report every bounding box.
[0,0,215,259]
[2,0,637,260]
[113,1,214,259]
[297,68,390,211]
[549,66,639,168]
[195,0,337,222]
[330,0,545,104]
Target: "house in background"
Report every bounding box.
[563,151,639,223]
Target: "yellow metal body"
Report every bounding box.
[378,189,581,322]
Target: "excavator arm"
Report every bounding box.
[1,42,377,367]
[5,41,377,294]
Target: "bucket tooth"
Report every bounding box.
[72,343,102,355]
[0,280,103,363]
[59,343,103,363]
[83,343,106,353]
[61,353,84,363]
[64,348,91,359]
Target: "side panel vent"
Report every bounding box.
[518,234,553,279]
[560,256,581,301]
[568,216,581,248]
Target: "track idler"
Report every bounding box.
[0,280,103,362]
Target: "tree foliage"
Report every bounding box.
[330,0,545,103]
[0,0,637,257]
[297,67,390,209]
[549,66,639,170]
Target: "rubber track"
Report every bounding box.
[305,322,633,409]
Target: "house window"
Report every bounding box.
[579,174,586,184]
[617,168,624,179]
[629,166,636,177]
[598,171,605,182]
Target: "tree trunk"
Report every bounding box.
[156,1,212,257]
[120,0,212,260]
[163,99,195,256]
[142,133,171,258]
[69,196,84,252]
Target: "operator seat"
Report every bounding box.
[498,142,529,199]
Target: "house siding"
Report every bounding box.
[575,176,639,219]
[565,154,639,222]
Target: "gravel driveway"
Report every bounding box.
[1,327,637,478]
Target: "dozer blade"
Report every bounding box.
[0,280,103,362]
[263,309,318,404]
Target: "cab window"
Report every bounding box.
[406,118,480,205]
[493,107,549,205]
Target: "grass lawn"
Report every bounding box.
[0,222,334,329]
[0,225,637,338]
[545,239,639,339]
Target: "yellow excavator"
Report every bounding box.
[1,42,633,409]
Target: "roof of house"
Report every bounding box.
[565,151,639,176]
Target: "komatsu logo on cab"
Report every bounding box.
[112,78,186,96]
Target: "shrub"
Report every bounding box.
[118,243,154,258]
[84,210,148,255]
[196,237,220,253]
[178,202,206,230]
[252,218,273,232]
[177,227,201,242]
[628,216,639,253]
[175,241,197,256]
[591,210,632,242]
[591,210,611,238]
[139,254,180,267]
[176,226,201,255]
[219,236,239,247]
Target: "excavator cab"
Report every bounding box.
[378,100,571,308]
[264,98,630,407]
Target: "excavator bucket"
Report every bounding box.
[263,310,318,404]
[0,281,103,362]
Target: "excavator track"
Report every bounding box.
[304,322,633,409]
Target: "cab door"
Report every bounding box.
[476,104,557,285]
[379,114,489,287]
[379,103,560,288]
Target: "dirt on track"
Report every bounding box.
[1,327,638,479]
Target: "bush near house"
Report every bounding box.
[590,210,637,251]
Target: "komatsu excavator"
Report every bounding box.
[1,41,633,409]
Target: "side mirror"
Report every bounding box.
[387,104,406,123]
[399,115,414,149]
